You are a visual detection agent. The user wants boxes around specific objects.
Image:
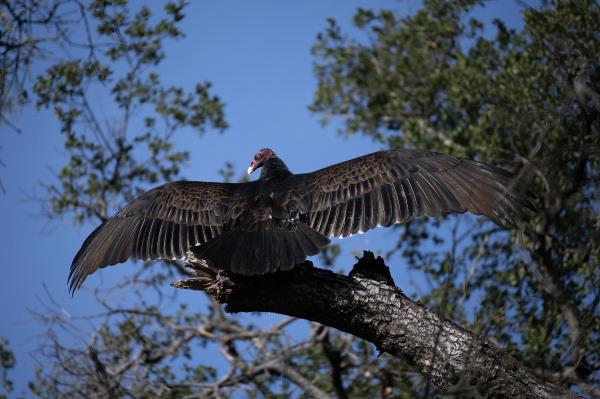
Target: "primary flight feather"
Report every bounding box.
[69,148,525,293]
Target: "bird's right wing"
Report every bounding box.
[69,180,255,293]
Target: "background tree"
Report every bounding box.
[15,0,600,398]
[310,0,599,396]
[1,0,100,191]
[0,337,16,399]
[1,0,81,125]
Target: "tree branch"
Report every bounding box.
[318,326,348,399]
[172,252,579,398]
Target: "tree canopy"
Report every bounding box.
[310,0,599,395]
[1,0,598,397]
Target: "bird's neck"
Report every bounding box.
[259,157,292,180]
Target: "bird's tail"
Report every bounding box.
[192,223,330,275]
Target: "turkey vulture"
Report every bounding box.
[69,148,525,293]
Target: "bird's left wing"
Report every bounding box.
[277,149,526,239]
[69,180,254,293]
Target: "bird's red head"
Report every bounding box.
[248,148,277,175]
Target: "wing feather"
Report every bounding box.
[69,180,256,293]
[393,182,408,222]
[282,149,525,239]
[343,198,356,237]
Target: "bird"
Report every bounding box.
[69,147,526,293]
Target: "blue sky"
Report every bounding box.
[0,0,526,394]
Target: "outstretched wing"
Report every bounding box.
[279,149,526,238]
[69,181,254,293]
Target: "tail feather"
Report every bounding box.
[276,234,290,274]
[298,226,320,254]
[283,230,305,271]
[192,223,329,275]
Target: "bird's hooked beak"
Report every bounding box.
[247,160,260,175]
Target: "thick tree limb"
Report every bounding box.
[172,252,578,398]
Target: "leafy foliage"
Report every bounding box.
[0,337,16,399]
[31,0,227,224]
[311,0,599,395]
[1,0,69,126]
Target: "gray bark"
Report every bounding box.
[172,252,579,399]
